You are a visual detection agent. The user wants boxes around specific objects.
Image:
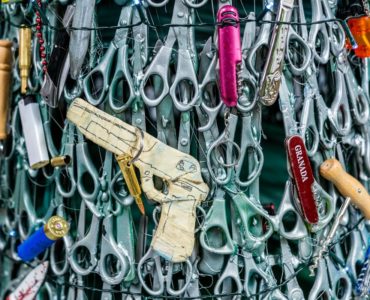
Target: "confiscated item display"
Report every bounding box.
[1,0,370,299]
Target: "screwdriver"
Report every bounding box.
[310,158,370,274]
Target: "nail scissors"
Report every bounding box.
[140,0,199,111]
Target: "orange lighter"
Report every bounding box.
[348,16,370,58]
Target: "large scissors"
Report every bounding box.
[140,0,199,111]
[55,122,100,208]
[137,247,193,296]
[83,5,135,107]
[68,151,131,285]
[308,0,345,65]
[284,0,312,76]
[336,52,370,126]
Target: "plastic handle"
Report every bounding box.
[320,158,370,219]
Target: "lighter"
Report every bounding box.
[17,216,69,261]
[217,5,242,107]
[18,95,50,169]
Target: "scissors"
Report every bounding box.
[308,0,345,65]
[49,191,74,277]
[206,110,263,187]
[279,237,305,299]
[55,122,100,210]
[205,112,274,249]
[245,11,273,79]
[345,206,369,281]
[301,63,337,152]
[140,0,199,112]
[336,52,370,126]
[308,248,352,299]
[69,0,95,80]
[69,151,131,285]
[83,5,135,107]
[137,247,193,296]
[284,0,312,76]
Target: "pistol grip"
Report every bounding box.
[151,200,196,263]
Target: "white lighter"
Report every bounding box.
[18,95,49,169]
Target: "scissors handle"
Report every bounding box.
[98,215,130,285]
[138,248,165,296]
[329,70,352,136]
[285,28,312,76]
[344,65,370,125]
[146,0,170,7]
[214,255,243,298]
[231,191,275,248]
[108,45,135,113]
[55,141,77,198]
[299,95,320,157]
[76,136,100,202]
[199,196,235,255]
[169,49,199,112]
[276,182,309,240]
[68,214,100,276]
[140,45,171,107]
[83,43,116,106]
[234,136,263,187]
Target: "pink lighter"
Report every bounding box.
[217,5,242,107]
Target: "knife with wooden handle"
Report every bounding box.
[320,158,370,219]
[67,98,209,262]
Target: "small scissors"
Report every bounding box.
[140,0,199,111]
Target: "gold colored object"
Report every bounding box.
[44,216,69,240]
[116,154,145,215]
[19,26,32,94]
[0,40,12,140]
[50,155,71,167]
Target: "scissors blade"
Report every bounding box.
[40,4,75,108]
[113,5,133,48]
[69,0,95,79]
